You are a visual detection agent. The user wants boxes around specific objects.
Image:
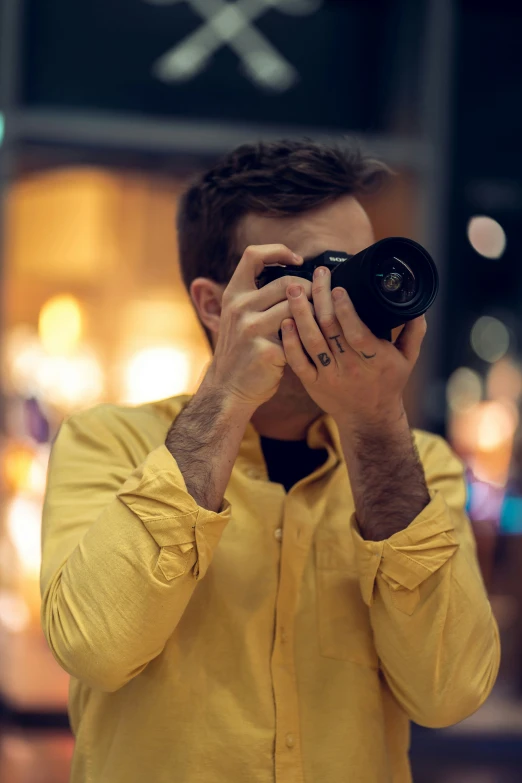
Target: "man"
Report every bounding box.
[41,140,499,783]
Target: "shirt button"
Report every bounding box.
[280,629,288,643]
[286,734,295,749]
[246,468,262,480]
[274,528,283,542]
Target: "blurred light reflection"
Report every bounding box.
[0,591,31,634]
[446,367,482,413]
[486,358,522,402]
[6,495,42,578]
[476,400,519,451]
[122,345,190,404]
[35,350,104,410]
[471,316,510,363]
[38,294,83,355]
[467,215,507,259]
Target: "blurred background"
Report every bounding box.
[0,0,521,780]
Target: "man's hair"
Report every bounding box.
[177,138,390,296]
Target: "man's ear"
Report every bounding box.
[190,278,227,337]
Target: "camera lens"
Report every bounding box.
[382,272,402,292]
[375,257,418,304]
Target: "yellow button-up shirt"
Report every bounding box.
[41,396,499,783]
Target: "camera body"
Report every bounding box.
[256,237,439,341]
[257,250,351,283]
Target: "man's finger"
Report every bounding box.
[332,287,379,359]
[395,316,427,363]
[255,299,314,339]
[227,244,303,294]
[281,319,317,384]
[253,275,313,312]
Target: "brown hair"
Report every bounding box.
[177,139,390,323]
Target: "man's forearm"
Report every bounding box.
[338,412,430,541]
[166,377,254,512]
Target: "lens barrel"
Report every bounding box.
[256,237,438,340]
[330,237,438,339]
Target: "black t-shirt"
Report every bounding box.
[260,436,328,492]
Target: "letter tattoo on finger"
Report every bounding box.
[360,352,377,359]
[318,353,331,367]
[329,334,345,353]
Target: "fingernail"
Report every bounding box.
[292,253,303,263]
[288,285,302,298]
[282,320,294,332]
[332,288,345,301]
[314,267,326,278]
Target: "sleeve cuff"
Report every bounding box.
[351,491,459,606]
[117,445,231,581]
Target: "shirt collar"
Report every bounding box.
[306,413,342,457]
[239,412,342,470]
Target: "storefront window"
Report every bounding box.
[0,162,211,713]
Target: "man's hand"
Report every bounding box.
[281,265,427,431]
[168,244,313,512]
[282,264,430,540]
[207,244,312,411]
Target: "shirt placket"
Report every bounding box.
[239,418,339,783]
[271,492,314,783]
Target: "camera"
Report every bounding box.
[256,237,439,340]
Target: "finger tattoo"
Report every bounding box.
[318,353,332,367]
[329,334,345,353]
[360,352,377,359]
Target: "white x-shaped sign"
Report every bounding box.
[145,0,323,92]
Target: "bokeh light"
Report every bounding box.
[4,324,104,409]
[2,443,48,495]
[5,327,46,396]
[38,294,83,355]
[467,215,507,259]
[467,480,505,524]
[6,495,43,578]
[122,345,190,404]
[36,350,104,410]
[475,400,519,452]
[470,316,510,363]
[450,399,518,486]
[446,367,483,413]
[2,444,34,494]
[487,358,522,402]
[0,592,31,634]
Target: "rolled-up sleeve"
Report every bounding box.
[118,445,230,581]
[353,491,459,608]
[41,408,231,693]
[350,435,500,728]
